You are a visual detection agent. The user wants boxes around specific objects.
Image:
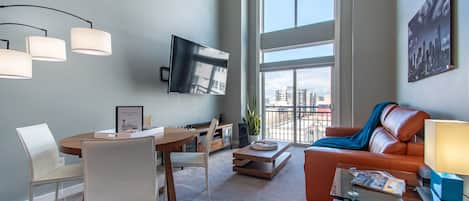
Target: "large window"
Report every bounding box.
[263,0,335,33]
[259,0,336,144]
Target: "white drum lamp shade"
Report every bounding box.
[71,28,112,56]
[425,119,469,175]
[0,49,32,79]
[26,36,67,62]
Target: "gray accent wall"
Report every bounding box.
[247,0,261,110]
[0,0,221,200]
[397,0,469,121]
[219,0,249,146]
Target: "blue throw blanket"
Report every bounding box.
[312,101,395,150]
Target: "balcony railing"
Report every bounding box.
[264,105,331,144]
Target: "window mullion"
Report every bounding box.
[294,0,298,27]
[293,69,298,144]
[261,0,265,33]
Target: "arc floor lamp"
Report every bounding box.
[0,4,112,56]
[0,4,112,79]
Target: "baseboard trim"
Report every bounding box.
[28,183,83,201]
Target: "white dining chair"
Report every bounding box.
[82,136,165,201]
[16,123,83,201]
[171,118,219,201]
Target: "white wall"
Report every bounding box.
[351,0,397,125]
[0,1,221,200]
[396,0,469,194]
[396,0,469,121]
[339,0,397,126]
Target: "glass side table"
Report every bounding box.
[330,164,422,201]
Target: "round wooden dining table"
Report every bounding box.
[59,129,196,201]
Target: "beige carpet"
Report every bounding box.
[63,146,306,201]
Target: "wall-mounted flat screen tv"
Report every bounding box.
[168,35,229,95]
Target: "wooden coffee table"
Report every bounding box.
[232,141,291,179]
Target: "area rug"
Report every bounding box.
[63,146,306,201]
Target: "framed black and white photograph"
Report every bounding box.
[115,106,144,133]
[408,0,453,82]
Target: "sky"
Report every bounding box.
[263,0,334,33]
[262,0,334,104]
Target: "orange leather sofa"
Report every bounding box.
[304,104,430,201]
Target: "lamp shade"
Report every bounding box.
[0,49,32,79]
[425,119,469,175]
[71,27,112,56]
[26,36,67,62]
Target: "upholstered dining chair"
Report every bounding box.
[81,136,165,201]
[16,123,83,201]
[171,118,219,201]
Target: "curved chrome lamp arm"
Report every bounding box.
[0,23,48,36]
[0,39,10,49]
[0,4,93,28]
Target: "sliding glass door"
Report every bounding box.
[262,67,332,144]
[295,67,332,144]
[263,70,295,142]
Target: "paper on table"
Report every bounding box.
[96,129,116,134]
[131,127,164,138]
[94,127,165,139]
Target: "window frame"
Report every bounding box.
[261,42,335,65]
[258,0,342,141]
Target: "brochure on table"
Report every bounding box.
[94,127,165,139]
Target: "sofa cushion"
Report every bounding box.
[369,127,407,155]
[380,104,398,123]
[382,106,430,142]
[407,142,424,157]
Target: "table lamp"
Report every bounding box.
[425,120,469,201]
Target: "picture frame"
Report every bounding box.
[115,106,144,133]
[408,0,454,82]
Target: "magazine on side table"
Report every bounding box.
[330,165,421,201]
[349,168,406,197]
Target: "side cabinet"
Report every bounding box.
[192,123,233,153]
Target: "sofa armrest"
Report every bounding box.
[325,127,361,137]
[304,147,423,201]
